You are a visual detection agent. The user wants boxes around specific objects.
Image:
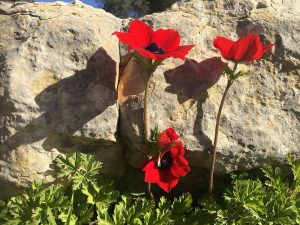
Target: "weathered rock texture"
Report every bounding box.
[119,0,300,173]
[0,0,300,197]
[0,0,125,198]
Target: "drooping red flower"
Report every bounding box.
[113,19,194,61]
[157,128,180,151]
[213,33,274,62]
[141,141,190,192]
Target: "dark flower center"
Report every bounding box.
[145,42,165,54]
[167,134,174,141]
[157,152,173,170]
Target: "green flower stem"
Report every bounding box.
[144,73,153,142]
[208,63,238,196]
[137,57,162,200]
[147,182,154,199]
[144,73,154,199]
[233,62,238,72]
[66,191,74,225]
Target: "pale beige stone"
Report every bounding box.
[119,0,300,174]
[0,0,300,198]
[0,0,125,198]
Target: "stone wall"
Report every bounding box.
[0,0,125,197]
[0,0,299,197]
[119,0,300,174]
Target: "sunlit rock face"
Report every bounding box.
[0,0,125,198]
[0,0,300,198]
[118,0,300,174]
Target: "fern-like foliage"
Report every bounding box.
[0,200,7,224]
[201,155,300,225]
[1,152,118,225]
[1,153,300,225]
[55,152,119,225]
[4,182,70,225]
[56,152,102,190]
[97,193,193,225]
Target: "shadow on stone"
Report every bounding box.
[1,47,118,154]
[164,57,225,156]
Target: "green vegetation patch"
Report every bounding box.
[0,153,299,225]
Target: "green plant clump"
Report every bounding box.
[0,153,300,225]
[201,156,300,225]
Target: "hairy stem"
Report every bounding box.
[144,73,154,199]
[147,182,154,199]
[144,74,152,142]
[208,63,238,196]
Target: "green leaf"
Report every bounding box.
[150,126,161,143]
[171,193,193,214]
[224,65,251,81]
[4,181,69,225]
[55,152,103,191]
[97,210,114,225]
[133,54,163,75]
[59,210,77,225]
[233,70,251,80]
[0,199,7,221]
[224,65,234,80]
[47,208,57,225]
[288,155,300,184]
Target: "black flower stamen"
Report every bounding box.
[157,152,173,169]
[145,42,165,54]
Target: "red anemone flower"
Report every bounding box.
[141,141,190,192]
[157,128,180,151]
[113,19,194,61]
[213,33,274,62]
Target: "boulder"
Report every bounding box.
[118,0,300,174]
[0,0,125,198]
[0,0,300,198]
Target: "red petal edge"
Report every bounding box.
[157,178,179,193]
[213,36,235,60]
[151,29,180,52]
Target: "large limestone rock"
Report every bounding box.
[119,0,300,173]
[0,0,299,197]
[0,0,125,198]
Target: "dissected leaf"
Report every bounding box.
[55,152,102,191]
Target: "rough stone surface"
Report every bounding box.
[119,0,300,174]
[0,0,125,198]
[1,0,300,198]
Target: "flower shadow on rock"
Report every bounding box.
[164,57,226,165]
[35,47,117,139]
[0,48,119,173]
